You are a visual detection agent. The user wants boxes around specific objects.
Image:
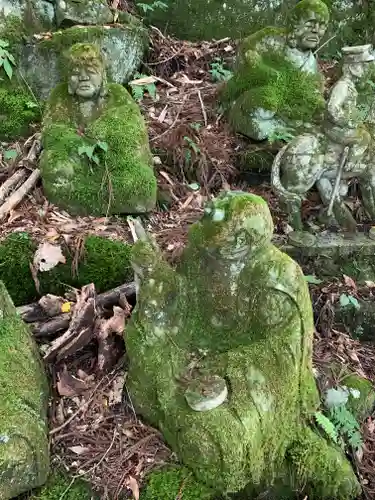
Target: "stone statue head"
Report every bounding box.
[67,43,107,99]
[287,0,329,52]
[193,191,274,260]
[341,44,375,82]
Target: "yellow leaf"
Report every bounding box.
[61,302,72,313]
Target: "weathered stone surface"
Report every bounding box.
[271,44,375,233]
[19,19,148,101]
[0,0,54,34]
[126,191,360,499]
[0,281,49,499]
[40,43,156,216]
[55,0,113,28]
[137,0,372,55]
[221,0,329,141]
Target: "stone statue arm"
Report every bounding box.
[326,81,355,128]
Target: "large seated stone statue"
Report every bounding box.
[271,44,375,233]
[40,43,157,216]
[0,281,49,498]
[126,191,361,499]
[221,0,329,141]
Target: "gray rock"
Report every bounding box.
[0,0,54,33]
[55,0,114,28]
[19,21,148,100]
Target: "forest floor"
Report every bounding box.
[2,24,375,500]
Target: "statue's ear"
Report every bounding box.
[67,83,74,95]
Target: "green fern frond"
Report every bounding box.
[314,411,339,443]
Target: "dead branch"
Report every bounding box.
[17,281,136,323]
[44,284,97,362]
[0,168,40,221]
[0,168,28,204]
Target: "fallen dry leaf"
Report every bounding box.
[127,476,140,500]
[343,274,357,291]
[69,445,90,455]
[34,241,66,272]
[57,366,89,397]
[108,373,126,406]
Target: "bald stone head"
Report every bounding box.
[287,0,329,51]
[67,43,107,99]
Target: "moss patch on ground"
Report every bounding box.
[141,467,214,500]
[27,471,95,500]
[0,232,133,306]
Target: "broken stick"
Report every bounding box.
[0,168,40,221]
[0,168,28,204]
[17,281,136,323]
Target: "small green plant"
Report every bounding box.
[330,404,363,450]
[130,72,157,102]
[3,149,17,161]
[209,58,233,82]
[315,411,339,443]
[78,140,108,169]
[315,385,363,451]
[268,125,295,144]
[137,0,168,13]
[184,136,200,166]
[190,122,202,131]
[0,39,15,80]
[339,293,360,309]
[304,275,323,285]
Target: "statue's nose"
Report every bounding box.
[79,73,89,80]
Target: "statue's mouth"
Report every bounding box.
[306,36,318,43]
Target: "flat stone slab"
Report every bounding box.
[275,230,375,258]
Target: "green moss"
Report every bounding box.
[287,0,330,27]
[40,82,156,216]
[0,232,133,306]
[0,85,40,140]
[0,281,49,498]
[67,42,105,70]
[141,467,214,500]
[342,373,375,420]
[288,427,361,499]
[27,472,94,500]
[221,39,325,136]
[38,22,147,80]
[127,192,358,497]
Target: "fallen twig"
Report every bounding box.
[17,281,136,323]
[0,168,40,221]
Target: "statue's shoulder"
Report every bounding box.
[43,84,72,126]
[247,244,309,303]
[240,27,287,57]
[105,83,145,115]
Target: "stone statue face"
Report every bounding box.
[68,64,103,99]
[293,11,328,51]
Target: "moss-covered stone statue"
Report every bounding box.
[0,281,49,498]
[221,0,330,141]
[126,191,361,499]
[271,44,375,234]
[40,43,156,216]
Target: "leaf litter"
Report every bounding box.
[0,13,374,500]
